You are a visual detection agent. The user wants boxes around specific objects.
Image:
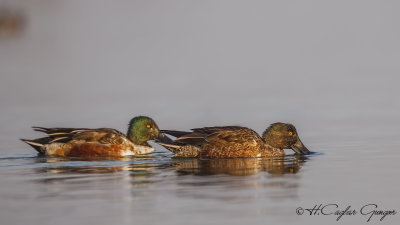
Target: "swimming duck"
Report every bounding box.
[21,116,162,157]
[157,122,310,158]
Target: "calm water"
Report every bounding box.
[1,1,400,225]
[1,114,399,225]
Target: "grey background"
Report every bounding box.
[1,0,399,142]
[0,1,399,225]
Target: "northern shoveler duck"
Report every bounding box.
[156,122,310,158]
[21,116,162,157]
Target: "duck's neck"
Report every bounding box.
[127,131,150,146]
[261,143,285,157]
[133,140,151,147]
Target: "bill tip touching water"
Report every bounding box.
[157,122,311,158]
[264,122,310,155]
[21,116,311,158]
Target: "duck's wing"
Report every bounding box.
[199,127,265,158]
[172,126,248,146]
[22,127,130,156]
[31,127,127,144]
[158,126,257,158]
[159,126,252,146]
[73,129,128,144]
[191,126,245,134]
[158,127,232,152]
[32,127,90,143]
[202,127,260,144]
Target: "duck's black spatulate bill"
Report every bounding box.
[291,139,310,155]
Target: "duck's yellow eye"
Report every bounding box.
[146,124,151,128]
[288,131,293,136]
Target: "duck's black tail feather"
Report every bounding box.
[160,130,192,138]
[161,130,206,145]
[20,137,51,154]
[157,143,181,153]
[155,133,182,153]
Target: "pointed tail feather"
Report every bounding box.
[155,133,182,153]
[32,126,48,132]
[174,134,207,146]
[157,142,182,153]
[160,130,192,138]
[20,138,50,154]
[32,126,78,135]
[160,130,206,145]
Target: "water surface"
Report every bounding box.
[1,1,400,224]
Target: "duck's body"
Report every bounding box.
[157,123,310,158]
[21,116,160,157]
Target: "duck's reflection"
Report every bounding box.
[171,155,307,176]
[167,156,309,202]
[33,155,308,176]
[31,156,157,200]
[36,165,129,175]
[33,156,154,175]
[31,155,310,202]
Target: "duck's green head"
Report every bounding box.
[262,122,310,155]
[127,116,160,145]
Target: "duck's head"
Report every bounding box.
[262,122,310,155]
[127,116,161,145]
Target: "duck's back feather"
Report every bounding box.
[159,126,266,158]
[32,127,127,144]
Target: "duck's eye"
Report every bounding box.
[146,124,151,128]
[288,131,293,136]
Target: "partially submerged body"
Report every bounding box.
[157,123,310,158]
[21,116,161,157]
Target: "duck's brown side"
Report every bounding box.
[173,145,201,157]
[162,126,286,158]
[173,145,285,158]
[35,128,135,157]
[198,128,266,158]
[68,143,125,157]
[43,141,128,157]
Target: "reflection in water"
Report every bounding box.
[36,165,129,175]
[168,156,309,202]
[171,155,308,176]
[29,155,309,201]
[33,156,155,175]
[29,156,159,200]
[32,155,308,177]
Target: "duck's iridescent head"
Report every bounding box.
[127,116,160,145]
[262,122,310,155]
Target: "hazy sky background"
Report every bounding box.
[1,0,399,151]
[1,2,400,225]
